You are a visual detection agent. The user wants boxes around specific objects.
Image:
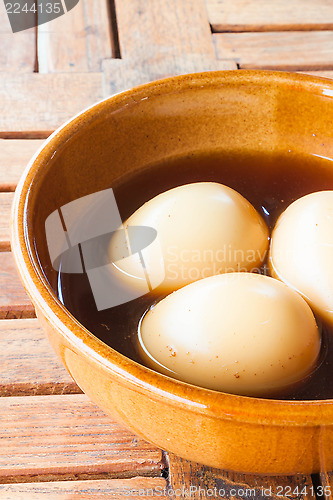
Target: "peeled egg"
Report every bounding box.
[109,182,269,295]
[138,273,320,397]
[269,191,333,326]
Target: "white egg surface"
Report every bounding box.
[109,182,269,294]
[138,273,320,397]
[269,191,333,326]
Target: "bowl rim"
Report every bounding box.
[11,69,333,427]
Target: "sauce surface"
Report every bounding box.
[57,149,333,400]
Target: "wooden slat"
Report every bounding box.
[0,32,36,72]
[214,31,333,70]
[168,454,316,500]
[0,318,79,396]
[116,0,215,60]
[37,0,87,73]
[0,73,104,135]
[83,0,113,69]
[0,394,163,482]
[103,57,237,95]
[0,252,35,319]
[0,139,44,190]
[0,192,11,250]
[205,0,333,32]
[103,0,230,93]
[0,0,36,72]
[37,0,112,73]
[0,477,167,498]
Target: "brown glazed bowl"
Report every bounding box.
[11,71,333,475]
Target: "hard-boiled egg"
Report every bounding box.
[108,182,269,295]
[269,191,333,326]
[138,273,320,397]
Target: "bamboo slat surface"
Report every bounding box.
[0,0,36,72]
[0,139,44,190]
[0,192,12,251]
[206,0,333,32]
[0,319,78,396]
[214,31,333,70]
[0,477,167,499]
[0,394,163,481]
[0,252,35,319]
[37,0,112,73]
[1,0,333,497]
[0,73,104,135]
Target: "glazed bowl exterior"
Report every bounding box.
[11,70,333,474]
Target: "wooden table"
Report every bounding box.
[1,0,333,497]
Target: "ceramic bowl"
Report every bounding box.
[11,70,333,474]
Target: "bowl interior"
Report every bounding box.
[17,70,333,418]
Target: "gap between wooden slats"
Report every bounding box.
[213,32,333,71]
[0,318,80,396]
[0,394,163,483]
[205,0,333,32]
